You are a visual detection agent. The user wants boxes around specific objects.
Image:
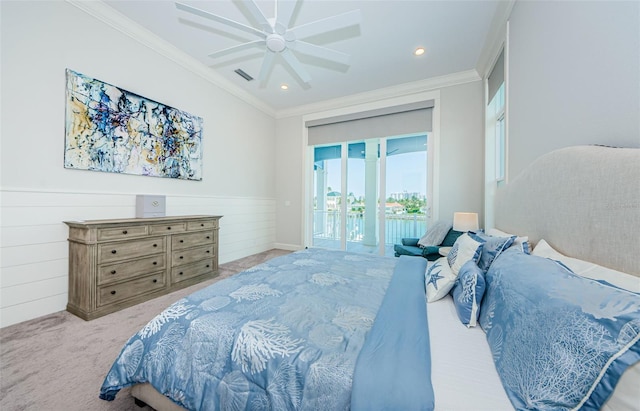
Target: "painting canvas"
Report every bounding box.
[64,69,203,180]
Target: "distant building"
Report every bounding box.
[390,191,423,201]
[385,202,406,214]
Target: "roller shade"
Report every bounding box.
[488,50,504,103]
[306,100,433,146]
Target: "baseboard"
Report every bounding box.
[273,243,304,251]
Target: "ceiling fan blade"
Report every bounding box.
[290,41,350,65]
[289,9,362,40]
[274,0,297,35]
[175,2,266,39]
[241,0,273,33]
[208,39,265,59]
[281,48,311,84]
[258,50,277,85]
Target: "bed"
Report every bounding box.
[99,145,640,410]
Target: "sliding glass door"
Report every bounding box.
[345,140,379,253]
[385,135,428,247]
[311,134,427,256]
[312,145,343,250]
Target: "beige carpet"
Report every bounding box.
[0,249,292,411]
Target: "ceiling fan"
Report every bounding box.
[175,1,361,87]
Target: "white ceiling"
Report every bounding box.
[103,0,501,111]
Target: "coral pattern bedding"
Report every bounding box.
[99,249,433,410]
[480,248,640,410]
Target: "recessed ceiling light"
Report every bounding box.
[414,47,426,56]
[280,84,289,90]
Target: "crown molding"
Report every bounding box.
[65,0,277,117]
[66,0,488,121]
[276,69,481,119]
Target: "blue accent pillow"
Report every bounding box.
[451,260,486,327]
[469,231,516,272]
[479,248,640,411]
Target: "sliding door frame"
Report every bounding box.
[302,90,441,250]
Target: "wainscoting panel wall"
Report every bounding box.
[0,189,276,328]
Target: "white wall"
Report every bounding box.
[274,80,485,248]
[0,1,277,327]
[507,0,640,179]
[438,81,485,223]
[274,116,304,249]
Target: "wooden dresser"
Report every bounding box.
[64,215,222,320]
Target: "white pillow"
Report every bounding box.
[532,239,640,293]
[447,233,484,275]
[418,220,452,248]
[425,257,458,302]
[486,227,530,254]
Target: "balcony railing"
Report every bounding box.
[313,210,427,245]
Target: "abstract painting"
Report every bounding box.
[64,69,203,180]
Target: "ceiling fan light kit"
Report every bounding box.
[175,1,361,88]
[266,34,286,53]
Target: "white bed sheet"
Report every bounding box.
[427,295,513,411]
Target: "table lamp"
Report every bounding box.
[453,212,479,232]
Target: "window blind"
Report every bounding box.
[306,100,434,146]
[488,49,504,104]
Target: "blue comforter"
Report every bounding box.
[99,249,433,410]
[351,255,433,410]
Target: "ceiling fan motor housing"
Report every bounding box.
[266,34,286,53]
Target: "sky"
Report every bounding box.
[323,151,427,198]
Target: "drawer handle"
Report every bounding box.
[206,250,210,253]
[206,264,210,268]
[167,227,172,230]
[206,236,211,239]
[153,261,157,265]
[122,230,128,234]
[110,270,116,274]
[179,272,184,275]
[110,290,116,295]
[111,250,117,254]
[179,256,184,259]
[201,223,204,227]
[180,240,184,243]
[153,279,158,283]
[153,244,158,247]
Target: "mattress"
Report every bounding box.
[427,295,513,410]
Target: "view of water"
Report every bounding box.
[313,211,427,245]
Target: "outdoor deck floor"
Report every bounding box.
[312,237,396,257]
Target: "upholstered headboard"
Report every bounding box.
[495,145,640,276]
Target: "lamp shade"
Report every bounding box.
[453,212,479,232]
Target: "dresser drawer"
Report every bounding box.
[97,272,166,307]
[172,244,214,266]
[65,215,221,320]
[149,222,186,235]
[97,225,148,241]
[98,255,166,285]
[171,259,214,284]
[187,219,218,231]
[98,237,165,264]
[172,231,214,250]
